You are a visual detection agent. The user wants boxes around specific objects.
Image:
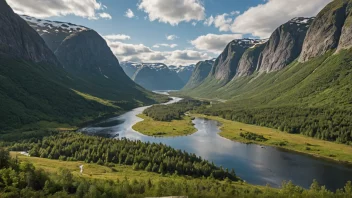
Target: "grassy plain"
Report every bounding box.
[132,114,197,137]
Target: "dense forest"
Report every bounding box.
[143,98,209,121]
[1,147,352,197]
[9,133,237,181]
[196,106,352,145]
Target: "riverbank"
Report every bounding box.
[194,114,352,164]
[132,114,197,137]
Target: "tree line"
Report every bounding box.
[10,132,237,181]
[143,98,209,121]
[1,147,352,197]
[196,106,352,145]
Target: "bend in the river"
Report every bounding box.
[80,92,352,191]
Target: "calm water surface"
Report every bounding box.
[81,92,352,190]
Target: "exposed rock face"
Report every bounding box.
[299,0,351,62]
[210,39,266,83]
[183,59,214,90]
[337,3,352,52]
[0,2,59,66]
[236,43,265,77]
[132,64,185,90]
[258,17,313,73]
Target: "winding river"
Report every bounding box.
[81,92,352,191]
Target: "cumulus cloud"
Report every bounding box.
[166,35,178,40]
[104,34,131,41]
[204,11,240,32]
[153,44,178,48]
[230,0,332,38]
[191,33,243,53]
[125,8,135,18]
[105,39,211,65]
[98,12,112,19]
[6,0,110,20]
[138,0,205,25]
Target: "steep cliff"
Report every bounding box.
[299,0,352,62]
[258,17,313,73]
[209,39,265,83]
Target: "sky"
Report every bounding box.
[6,0,332,66]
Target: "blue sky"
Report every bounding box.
[7,0,332,65]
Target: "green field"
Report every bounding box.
[194,114,352,164]
[132,114,197,137]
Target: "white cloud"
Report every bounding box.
[204,15,214,26]
[191,33,243,53]
[230,0,332,38]
[125,8,135,18]
[192,22,197,26]
[153,43,178,48]
[104,34,131,41]
[166,35,178,40]
[98,12,112,19]
[214,13,233,32]
[231,11,240,15]
[138,0,205,25]
[6,0,110,20]
[105,39,210,65]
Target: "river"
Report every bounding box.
[80,93,352,191]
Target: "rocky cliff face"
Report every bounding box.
[299,0,352,62]
[0,2,59,66]
[183,59,214,90]
[210,39,266,83]
[236,43,266,77]
[132,64,185,90]
[258,17,313,73]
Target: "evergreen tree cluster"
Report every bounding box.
[197,106,352,144]
[143,99,209,121]
[10,133,237,181]
[1,147,352,197]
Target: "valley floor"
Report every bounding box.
[193,114,352,164]
[132,114,197,137]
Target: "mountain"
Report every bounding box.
[299,0,352,62]
[121,62,193,90]
[209,39,267,83]
[0,0,115,131]
[120,61,142,78]
[182,59,215,90]
[257,17,313,73]
[21,15,164,106]
[180,0,352,144]
[169,64,196,84]
[132,63,185,90]
[0,3,165,132]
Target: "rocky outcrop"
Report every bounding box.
[210,39,265,83]
[133,64,185,90]
[258,17,313,73]
[0,1,59,66]
[337,3,352,52]
[299,0,351,62]
[236,43,265,77]
[183,59,214,90]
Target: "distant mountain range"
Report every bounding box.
[120,62,195,90]
[0,2,165,131]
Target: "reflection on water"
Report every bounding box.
[81,94,352,191]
